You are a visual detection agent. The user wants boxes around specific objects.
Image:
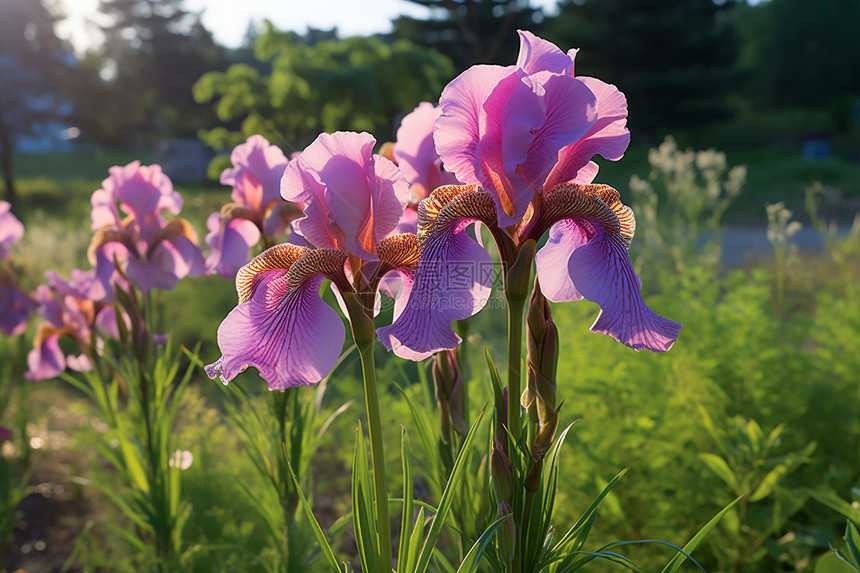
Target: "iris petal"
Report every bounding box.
[207,271,345,389]
[536,219,681,352]
[378,187,497,360]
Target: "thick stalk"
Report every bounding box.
[505,294,526,447]
[345,292,391,570]
[502,240,536,449]
[359,340,391,570]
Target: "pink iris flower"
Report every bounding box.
[205,135,303,278]
[379,31,681,359]
[0,201,25,261]
[25,270,124,381]
[387,103,461,236]
[205,131,435,390]
[0,201,33,336]
[89,161,205,295]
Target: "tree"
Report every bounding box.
[391,0,544,70]
[194,23,455,174]
[733,0,860,128]
[0,0,69,201]
[71,0,224,146]
[542,0,741,136]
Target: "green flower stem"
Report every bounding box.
[344,292,392,571]
[501,240,536,573]
[505,293,527,448]
[359,340,391,570]
[503,239,536,449]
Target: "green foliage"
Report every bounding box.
[194,24,455,163]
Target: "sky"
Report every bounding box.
[57,0,560,54]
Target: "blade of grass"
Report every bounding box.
[414,405,488,573]
[398,427,415,572]
[287,463,341,572]
[660,496,742,573]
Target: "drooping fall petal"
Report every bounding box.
[0,280,32,336]
[532,184,680,352]
[207,272,345,389]
[25,333,66,381]
[204,211,261,278]
[378,185,496,360]
[205,245,351,390]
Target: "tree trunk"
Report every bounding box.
[0,130,16,203]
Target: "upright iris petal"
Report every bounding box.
[281,131,410,260]
[434,31,631,228]
[205,135,302,279]
[91,161,183,240]
[221,134,289,214]
[393,102,459,204]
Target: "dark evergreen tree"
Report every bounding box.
[0,0,69,201]
[391,0,545,71]
[543,0,741,136]
[733,0,860,129]
[72,0,224,146]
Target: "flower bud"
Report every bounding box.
[497,502,516,565]
[491,437,514,503]
[432,348,468,441]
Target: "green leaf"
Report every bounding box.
[287,462,341,572]
[398,427,414,573]
[807,488,860,524]
[394,380,442,495]
[845,522,860,569]
[415,405,488,573]
[352,425,381,573]
[405,507,426,573]
[698,453,739,492]
[455,515,509,573]
[660,496,742,573]
[815,550,857,573]
[551,466,630,561]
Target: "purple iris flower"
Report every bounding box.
[205,131,430,390]
[378,31,681,359]
[0,201,24,261]
[394,102,461,206]
[89,161,205,295]
[205,135,304,278]
[0,275,32,336]
[24,271,124,381]
[0,201,33,335]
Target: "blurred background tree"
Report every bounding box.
[0,0,70,201]
[541,0,742,139]
[67,0,224,147]
[391,0,545,69]
[731,0,860,137]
